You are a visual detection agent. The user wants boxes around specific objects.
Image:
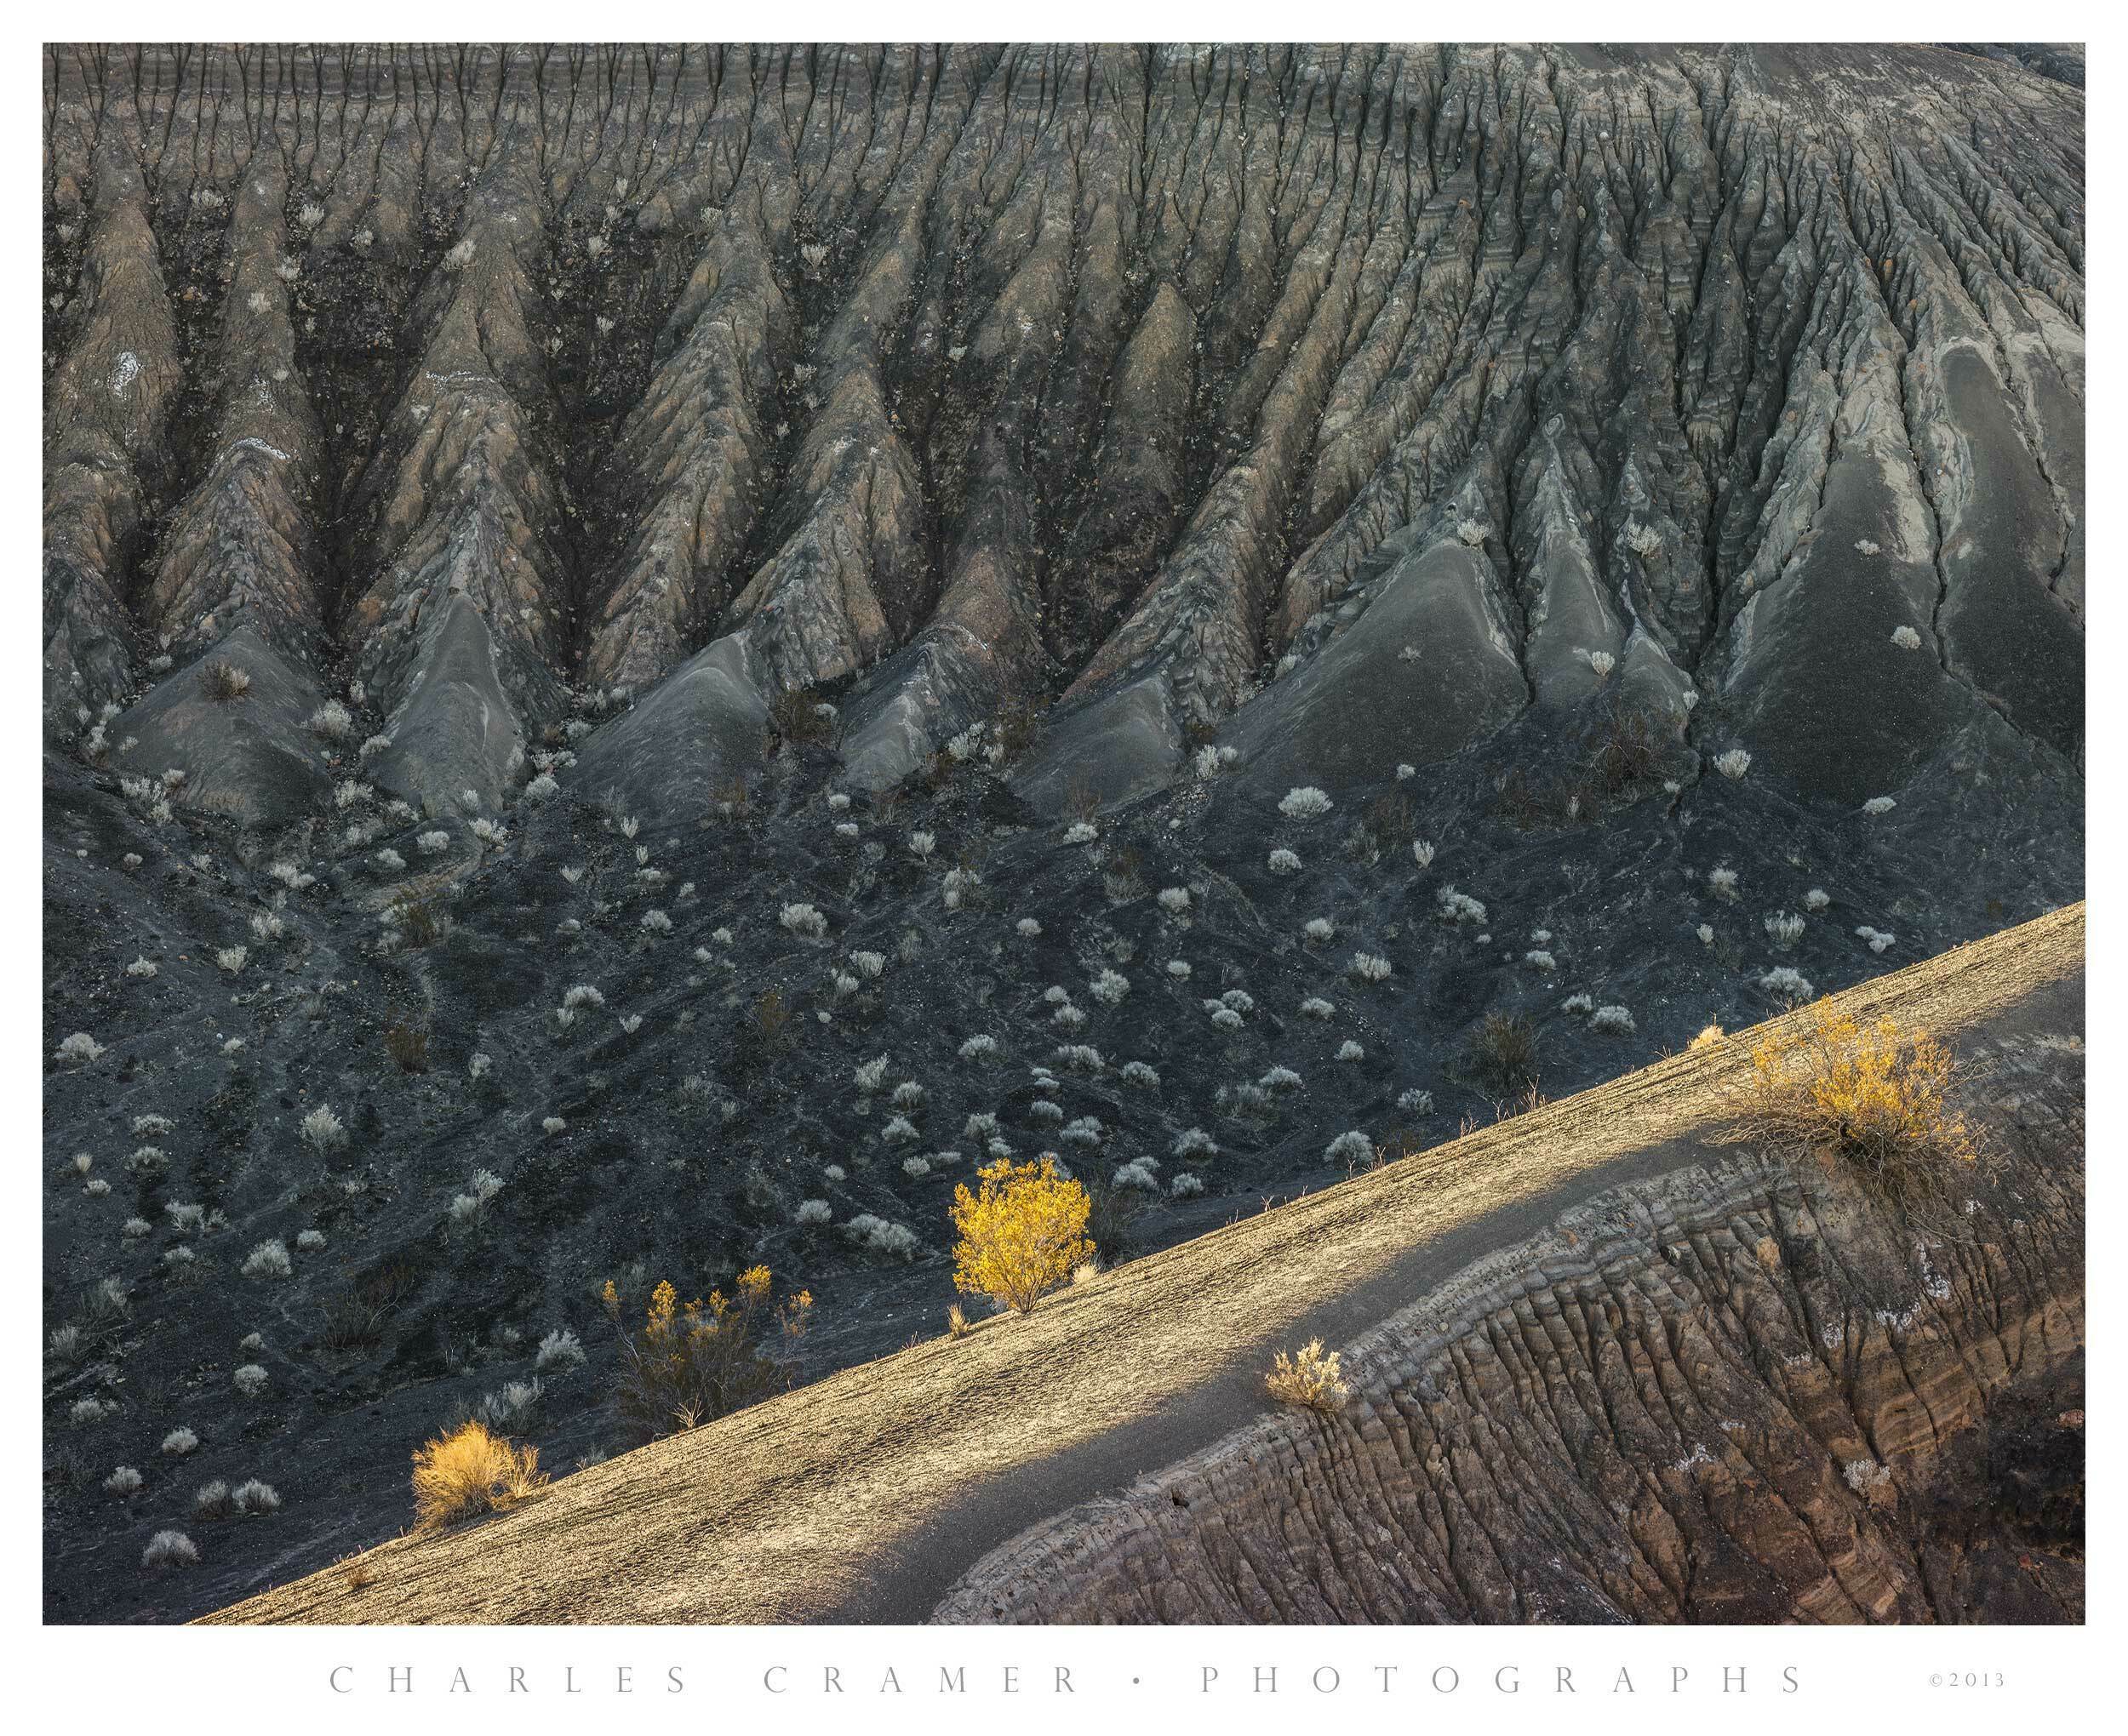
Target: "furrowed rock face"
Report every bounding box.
[43,44,2079,814]
[42,45,2081,1627]
[934,1034,2086,1624]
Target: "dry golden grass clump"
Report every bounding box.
[603,1266,812,1441]
[949,1156,1095,1316]
[1736,1005,1978,1206]
[1266,1339,1349,1415]
[1689,1021,1725,1050]
[409,1419,546,1533]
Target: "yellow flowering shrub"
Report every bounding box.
[601,1266,812,1441]
[1739,1006,1977,1204]
[949,1156,1095,1315]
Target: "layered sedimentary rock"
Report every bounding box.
[935,1032,2085,1622]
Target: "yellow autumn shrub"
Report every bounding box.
[1738,1005,1977,1205]
[1266,1339,1348,1414]
[409,1418,546,1533]
[949,1156,1095,1315]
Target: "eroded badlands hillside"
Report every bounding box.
[43,43,2080,1623]
[210,907,2084,1625]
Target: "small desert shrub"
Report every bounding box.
[105,1465,143,1496]
[844,1214,919,1258]
[241,1239,292,1279]
[1470,1013,1538,1096]
[301,1105,346,1154]
[1591,1004,1636,1035]
[1267,848,1301,875]
[601,1268,812,1441]
[478,1380,544,1433]
[1324,1130,1372,1165]
[1581,700,1663,796]
[308,700,354,740]
[382,1019,430,1074]
[949,1156,1095,1316]
[1349,952,1392,983]
[232,1478,281,1515]
[750,987,792,1046]
[1437,887,1486,925]
[769,686,834,747]
[780,902,827,938]
[409,1419,546,1532]
[55,1031,105,1064]
[232,1363,269,1396]
[202,660,251,702]
[1760,966,1816,1006]
[1266,1339,1349,1414]
[536,1328,586,1373]
[1732,1008,1978,1208]
[142,1529,198,1568]
[323,1259,420,1350]
[1279,785,1334,820]
[1713,747,1752,780]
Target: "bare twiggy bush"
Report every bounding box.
[601,1268,812,1442]
[769,686,835,747]
[1468,1012,1538,1097]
